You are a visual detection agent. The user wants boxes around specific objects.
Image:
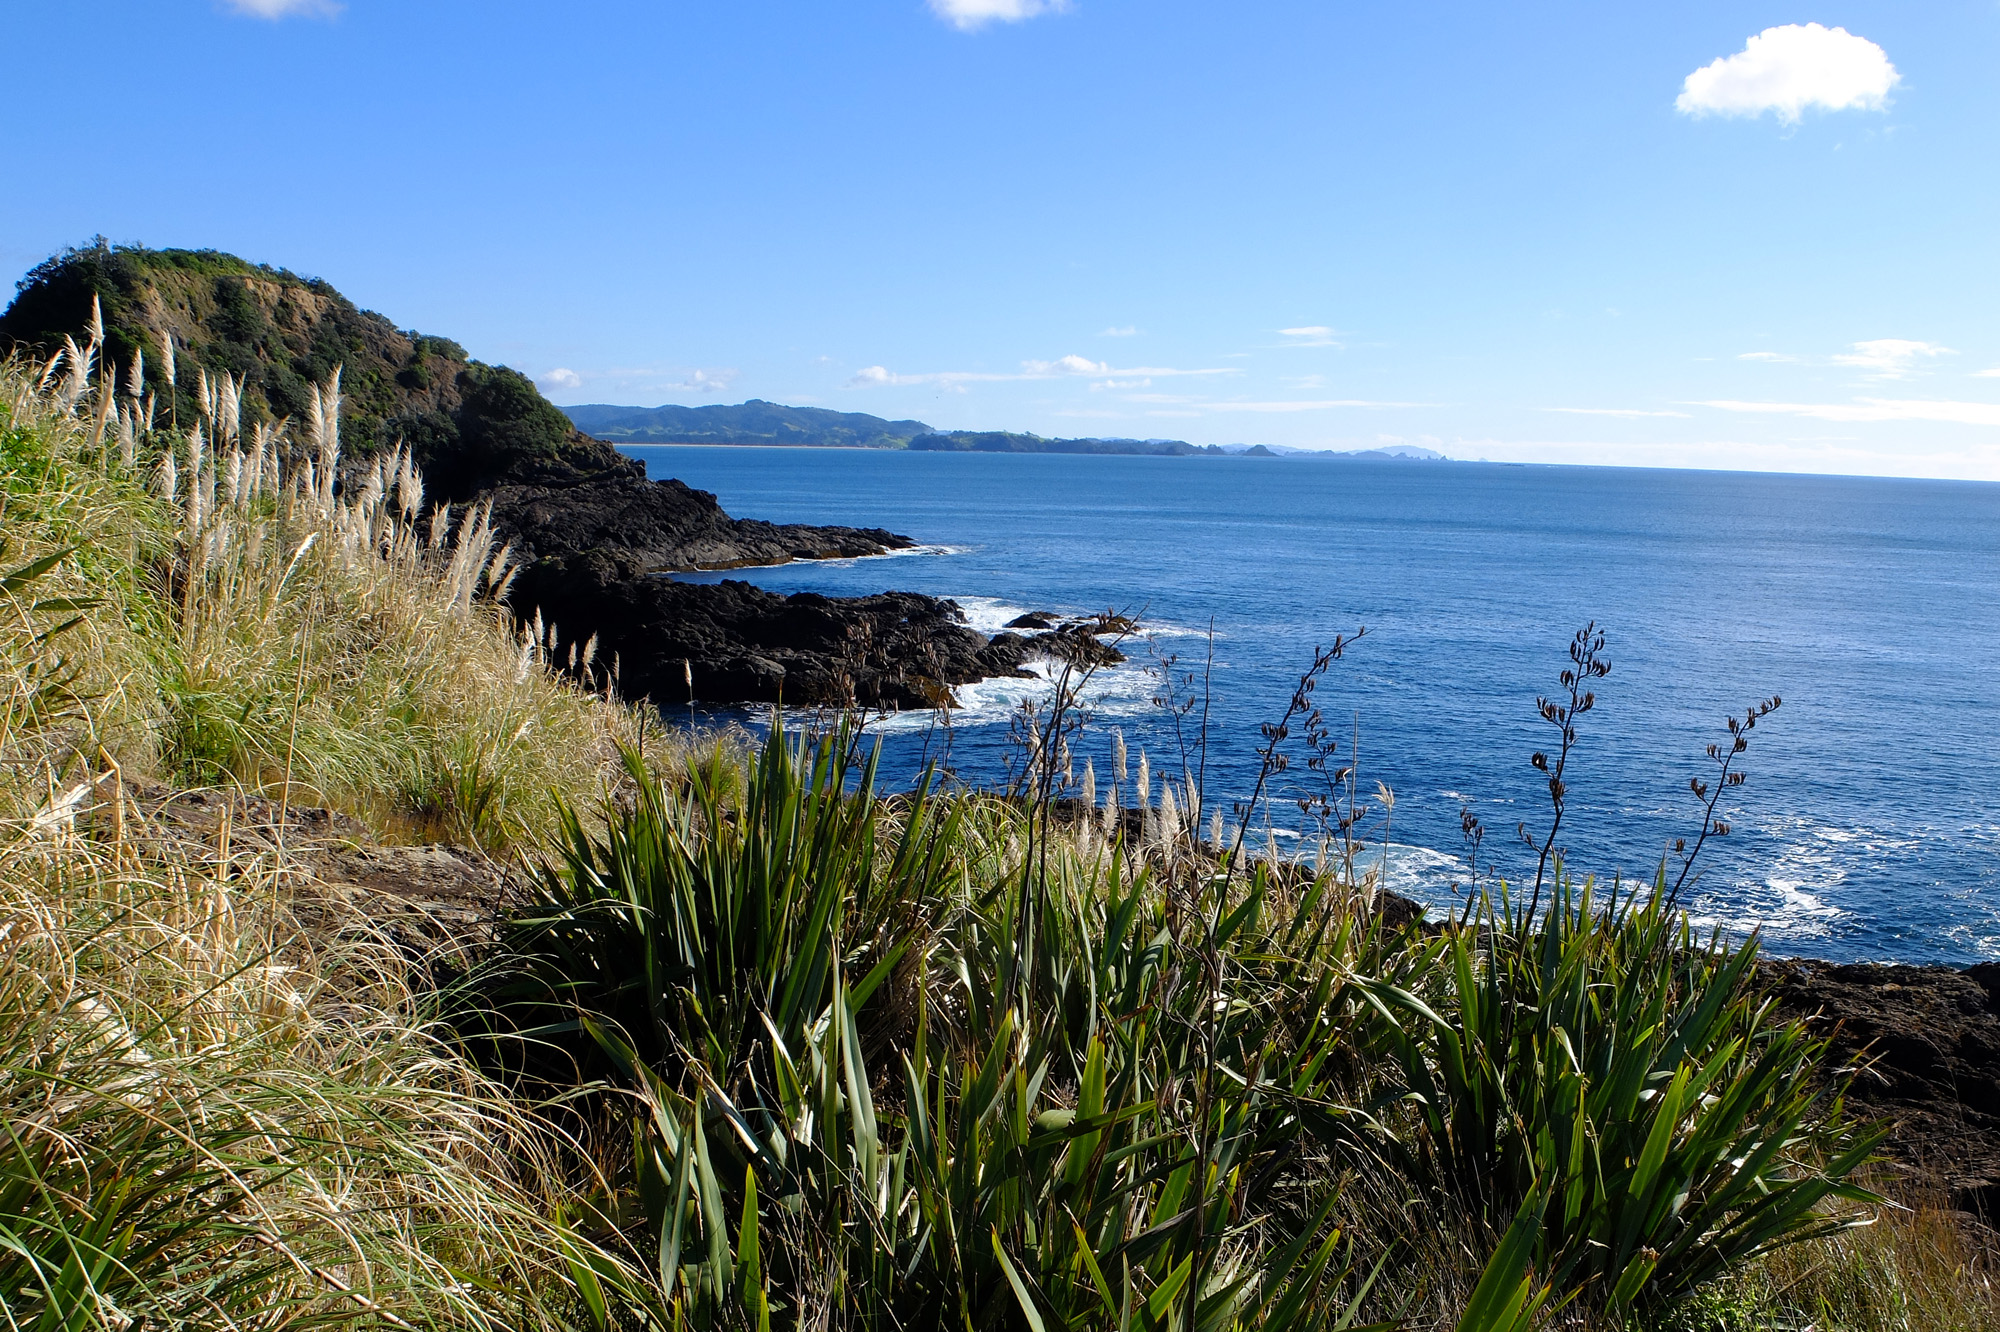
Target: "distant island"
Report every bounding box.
[561,400,1448,460]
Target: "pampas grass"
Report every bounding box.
[1,340,641,848]
[0,346,670,1326]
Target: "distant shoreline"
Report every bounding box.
[602,438,1454,462]
[560,400,1449,460]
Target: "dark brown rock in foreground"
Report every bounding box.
[1763,958,2000,1216]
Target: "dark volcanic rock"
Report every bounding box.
[485,472,912,570]
[511,552,1038,708]
[1763,958,2000,1215]
[1035,622,1128,668]
[1006,611,1058,630]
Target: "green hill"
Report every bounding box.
[0,241,621,500]
[562,400,934,449]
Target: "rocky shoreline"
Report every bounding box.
[483,458,1128,708]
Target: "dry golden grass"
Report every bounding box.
[0,340,665,1326]
[3,339,648,849]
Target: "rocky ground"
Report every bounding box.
[1761,958,2000,1217]
[508,546,1129,708]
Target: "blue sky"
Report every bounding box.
[5,1,1998,479]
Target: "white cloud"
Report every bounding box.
[1701,398,2000,426]
[1830,339,1956,378]
[1676,24,1898,124]
[1099,325,1140,337]
[223,0,341,16]
[1546,407,1692,419]
[847,355,1234,388]
[539,368,583,391]
[1279,326,1342,347]
[1022,354,1110,376]
[669,368,737,394]
[928,0,1069,32]
[1737,351,1800,363]
[1203,399,1424,413]
[1976,368,2000,379]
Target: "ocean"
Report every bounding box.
[626,445,2000,965]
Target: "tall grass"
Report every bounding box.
[0,339,661,1326]
[3,336,637,847]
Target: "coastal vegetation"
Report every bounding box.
[1,302,1995,1331]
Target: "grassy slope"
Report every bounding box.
[0,340,676,1324]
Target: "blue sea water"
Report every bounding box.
[626,445,2000,966]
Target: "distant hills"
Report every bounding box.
[562,401,1449,460]
[562,401,933,449]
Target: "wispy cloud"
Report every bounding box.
[1099,325,1140,337]
[1202,399,1424,413]
[1278,326,1341,347]
[927,0,1069,32]
[551,365,739,397]
[1738,342,1956,378]
[1676,24,1898,124]
[1976,368,2000,379]
[222,0,341,16]
[1830,339,1956,378]
[1022,354,1111,376]
[670,368,738,394]
[1546,407,1692,419]
[1701,398,2000,427]
[847,355,1235,388]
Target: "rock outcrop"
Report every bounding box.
[1763,958,2000,1216]
[483,471,911,571]
[509,552,1036,707]
[2,242,1126,706]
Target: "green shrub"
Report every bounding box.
[466,722,1408,1331]
[1353,873,1885,1320]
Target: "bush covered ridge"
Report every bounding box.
[0,334,1994,1329]
[0,241,626,500]
[563,399,937,449]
